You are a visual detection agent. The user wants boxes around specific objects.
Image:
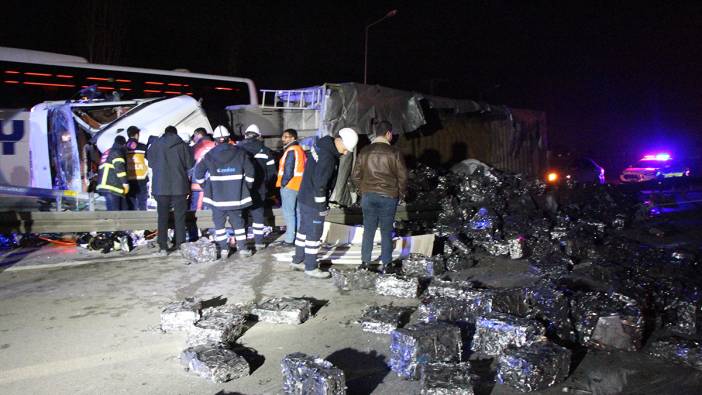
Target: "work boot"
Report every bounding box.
[290,261,305,271]
[357,261,371,271]
[304,268,331,279]
[157,249,169,257]
[239,249,254,258]
[255,243,266,251]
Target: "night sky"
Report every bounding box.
[3,0,702,172]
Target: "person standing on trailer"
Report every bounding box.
[194,126,256,258]
[290,128,358,278]
[237,124,276,251]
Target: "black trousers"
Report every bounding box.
[155,194,188,250]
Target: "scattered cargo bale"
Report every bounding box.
[375,274,420,298]
[420,361,475,395]
[281,352,346,395]
[252,297,312,325]
[390,322,462,379]
[160,298,202,332]
[180,343,250,383]
[571,292,644,351]
[648,337,702,371]
[496,341,571,392]
[471,313,545,357]
[358,304,414,334]
[402,253,445,278]
[186,305,247,347]
[330,268,379,291]
[180,238,219,264]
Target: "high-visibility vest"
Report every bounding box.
[276,143,306,191]
[191,139,216,192]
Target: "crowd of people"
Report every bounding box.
[96,120,408,279]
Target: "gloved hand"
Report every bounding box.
[122,183,130,195]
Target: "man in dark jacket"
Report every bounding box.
[291,128,358,278]
[125,126,149,210]
[237,124,276,250]
[351,121,407,271]
[146,125,194,255]
[96,135,129,210]
[194,126,255,258]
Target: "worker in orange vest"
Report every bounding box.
[275,128,306,246]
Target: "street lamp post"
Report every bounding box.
[364,9,398,85]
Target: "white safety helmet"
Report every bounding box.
[244,124,261,136]
[338,127,359,152]
[213,125,230,138]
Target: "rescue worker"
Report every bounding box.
[275,128,306,246]
[290,128,358,278]
[96,135,129,210]
[237,124,276,250]
[190,127,216,210]
[147,125,194,255]
[194,126,256,258]
[125,126,149,210]
[351,120,407,272]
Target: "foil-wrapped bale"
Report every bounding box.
[375,274,420,298]
[390,322,462,379]
[663,298,702,337]
[482,240,510,256]
[524,284,575,343]
[648,337,702,371]
[330,268,379,291]
[402,253,445,278]
[571,292,644,351]
[186,305,247,347]
[425,279,475,299]
[180,238,218,264]
[471,313,545,357]
[420,362,475,395]
[180,344,250,383]
[252,297,312,325]
[496,341,571,392]
[359,305,414,334]
[161,298,202,332]
[508,237,526,260]
[281,352,346,395]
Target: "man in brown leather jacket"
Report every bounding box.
[351,120,408,271]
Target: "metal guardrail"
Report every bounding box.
[0,206,440,233]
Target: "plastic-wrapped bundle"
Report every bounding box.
[161,298,202,332]
[570,292,644,351]
[180,344,250,383]
[359,305,413,334]
[482,240,510,256]
[375,274,420,298]
[252,297,312,325]
[444,252,474,272]
[180,238,218,264]
[389,322,462,379]
[425,279,475,299]
[508,237,526,259]
[329,268,379,291]
[402,253,445,278]
[420,362,475,395]
[648,337,702,371]
[186,305,247,347]
[418,296,481,325]
[496,341,571,392]
[281,352,346,395]
[471,313,545,357]
[492,288,530,318]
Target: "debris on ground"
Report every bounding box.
[180,343,250,383]
[186,304,248,347]
[330,267,379,291]
[375,274,420,298]
[281,352,346,395]
[251,297,312,325]
[401,253,445,278]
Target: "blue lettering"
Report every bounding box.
[0,120,24,155]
